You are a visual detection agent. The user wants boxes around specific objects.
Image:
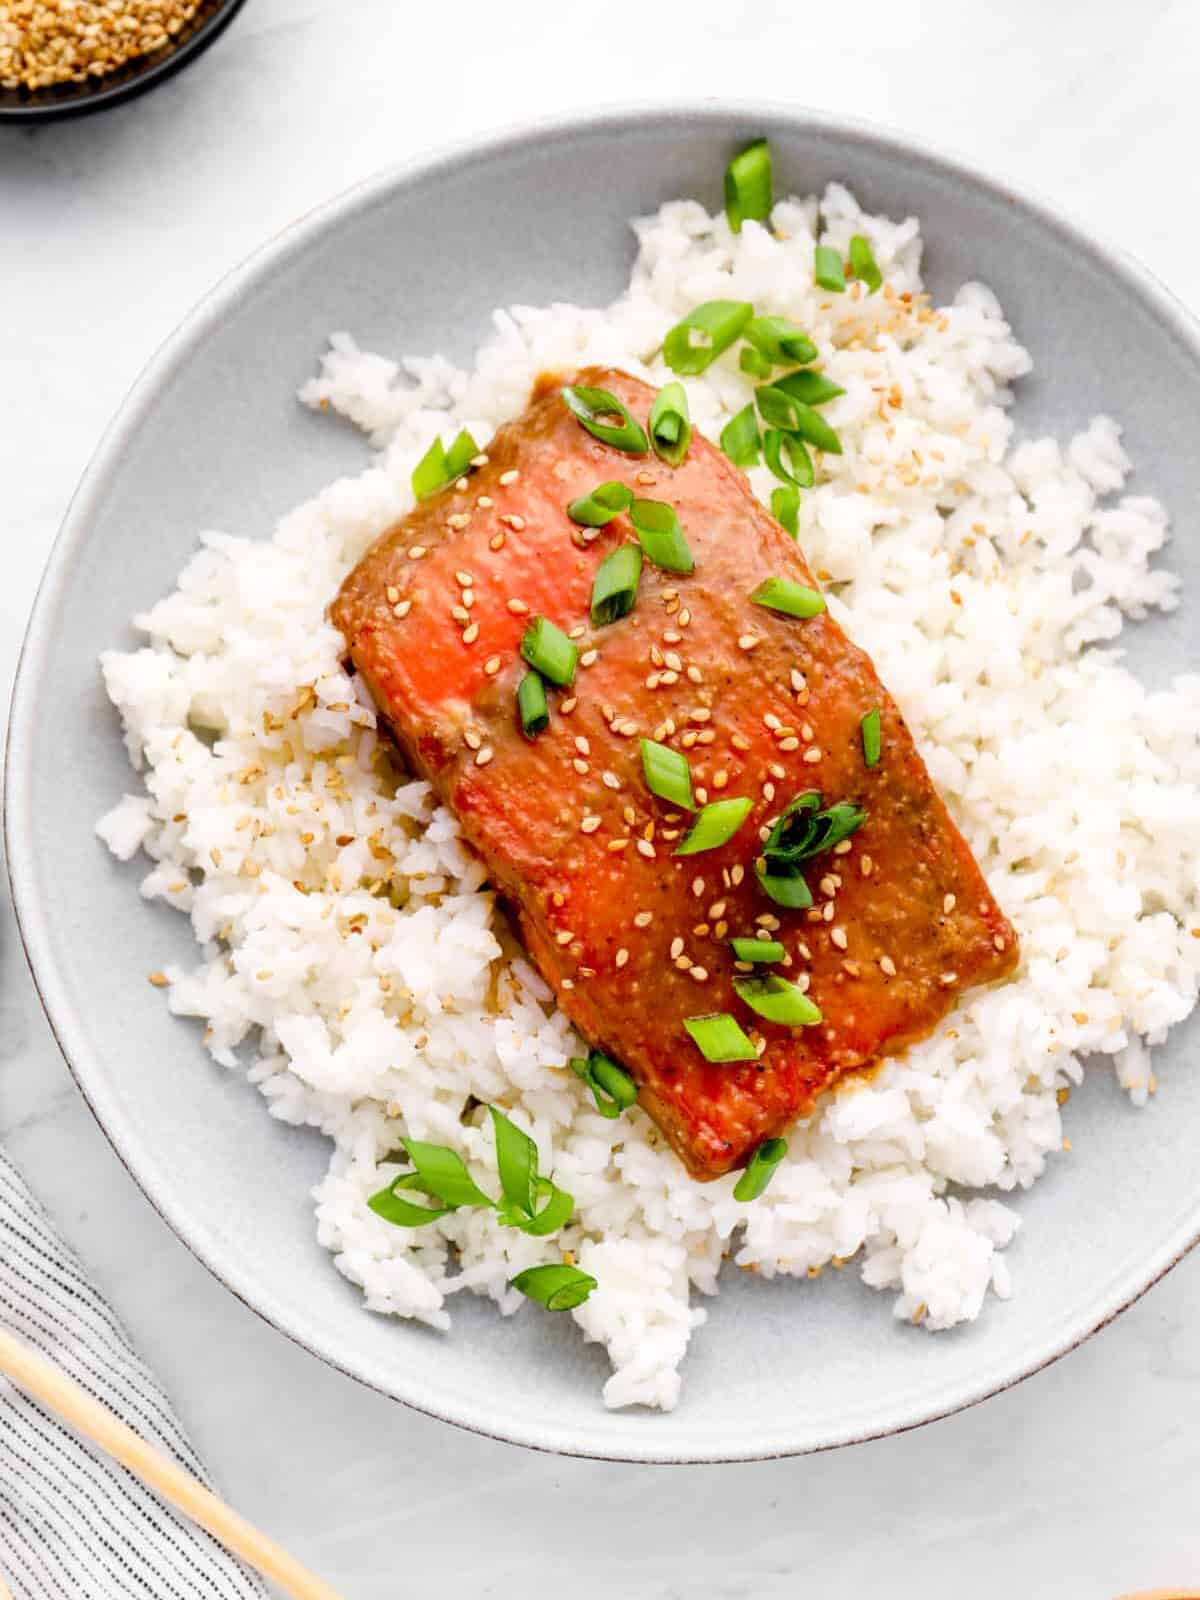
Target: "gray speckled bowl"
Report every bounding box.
[8,104,1200,1463]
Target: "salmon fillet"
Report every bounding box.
[332,366,1018,1178]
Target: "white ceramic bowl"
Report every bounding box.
[9,104,1200,1462]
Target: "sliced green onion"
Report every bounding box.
[763,429,814,488]
[730,937,785,963]
[570,1051,638,1119]
[744,316,818,366]
[520,615,577,687]
[755,863,814,909]
[369,1136,495,1226]
[848,234,883,293]
[720,403,761,468]
[561,385,649,454]
[771,485,800,536]
[590,543,642,626]
[739,346,774,380]
[773,368,846,407]
[640,738,695,810]
[751,576,826,620]
[649,382,692,467]
[663,300,754,377]
[675,796,752,856]
[734,974,823,1026]
[519,1179,577,1237]
[733,1138,788,1202]
[763,792,866,875]
[630,499,694,574]
[517,671,549,738]
[510,1263,597,1312]
[684,1013,758,1063]
[568,480,634,527]
[814,244,846,293]
[490,1105,539,1218]
[861,707,882,768]
[411,428,479,501]
[758,389,842,456]
[367,1174,454,1227]
[725,138,772,233]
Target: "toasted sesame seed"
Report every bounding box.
[408,546,427,561]
[730,864,745,887]
[452,605,470,624]
[738,634,760,651]
[385,585,400,603]
[660,670,679,686]
[768,762,786,780]
[560,696,578,714]
[692,877,706,897]
[607,838,629,852]
[580,815,601,834]
[568,624,586,640]
[463,729,482,750]
[634,911,654,928]
[555,930,575,946]
[462,623,479,644]
[615,948,630,968]
[148,971,169,987]
[506,598,529,615]
[939,971,958,986]
[695,787,708,806]
[994,935,1007,952]
[731,732,751,752]
[580,649,599,668]
[943,893,957,914]
[761,782,776,803]
[455,569,473,586]
[763,713,782,731]
[471,453,490,468]
[680,729,698,747]
[708,900,727,920]
[861,855,874,877]
[501,513,525,530]
[574,735,590,756]
[637,839,656,859]
[664,651,683,673]
[690,966,710,982]
[803,748,822,764]
[833,839,853,855]
[475,746,494,767]
[623,805,637,825]
[879,955,897,977]
[477,495,494,509]
[670,936,685,959]
[778,736,800,752]
[830,927,848,950]
[636,470,656,485]
[678,608,691,627]
[499,469,520,486]
[572,758,589,776]
[602,771,621,790]
[617,720,639,737]
[790,669,807,693]
[690,708,712,725]
[819,876,837,897]
[392,600,412,619]
[448,514,471,531]
[461,591,475,609]
[484,656,502,676]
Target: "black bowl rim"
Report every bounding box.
[0,0,248,122]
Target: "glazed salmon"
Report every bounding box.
[332,367,1018,1178]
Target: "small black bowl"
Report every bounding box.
[0,0,248,123]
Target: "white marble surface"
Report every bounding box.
[3,1,1200,1593]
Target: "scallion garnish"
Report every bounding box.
[733,1138,788,1202]
[490,1106,576,1237]
[763,791,866,876]
[720,403,761,468]
[733,974,822,1027]
[730,936,785,963]
[744,316,818,367]
[684,1012,758,1063]
[641,738,695,810]
[663,300,754,376]
[649,382,693,467]
[772,368,846,408]
[763,429,814,488]
[755,864,814,909]
[814,244,846,293]
[517,671,549,738]
[861,707,882,768]
[629,499,694,574]
[510,1263,597,1312]
[848,234,883,293]
[750,576,826,620]
[368,1137,494,1227]
[739,346,774,380]
[757,389,842,455]
[570,1050,638,1119]
[771,485,800,536]
[675,796,752,856]
[590,543,643,626]
[520,616,577,687]
[568,480,634,527]
[561,385,649,454]
[411,428,480,501]
[724,138,772,233]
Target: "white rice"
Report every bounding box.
[97,183,1200,1411]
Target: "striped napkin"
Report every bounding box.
[0,1149,266,1599]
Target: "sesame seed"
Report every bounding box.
[708,900,727,920]
[499,469,520,485]
[471,454,490,468]
[393,600,412,619]
[452,605,469,624]
[660,670,679,686]
[690,966,709,982]
[695,787,708,806]
[763,713,782,731]
[692,877,706,898]
[615,948,630,968]
[408,546,427,561]
[731,864,745,887]
[879,955,897,977]
[574,735,590,756]
[637,839,656,859]
[448,515,471,531]
[994,935,1007,952]
[555,930,575,946]
[833,839,853,855]
[617,720,639,737]
[861,855,874,877]
[455,569,473,586]
[477,495,494,509]
[778,736,800,752]
[940,972,958,986]
[462,623,479,644]
[670,937,685,959]
[800,724,814,742]
[790,670,807,693]
[803,747,822,764]
[461,591,475,609]
[636,470,656,485]
[678,608,691,627]
[572,758,589,776]
[463,728,482,750]
[148,971,169,987]
[489,533,506,551]
[580,815,601,834]
[607,838,629,852]
[943,893,957,914]
[602,771,621,790]
[484,656,502,676]
[386,585,400,603]
[506,598,529,615]
[475,746,494,767]
[686,666,703,684]
[738,634,760,652]
[561,696,578,714]
[634,911,654,928]
[680,729,698,748]
[731,732,751,752]
[646,673,661,690]
[568,624,586,640]
[822,903,835,923]
[712,770,728,790]
[664,651,683,673]
[690,708,712,725]
[768,763,786,780]
[580,649,599,667]
[830,927,848,950]
[501,513,525,530]
[623,806,637,825]
[819,876,837,897]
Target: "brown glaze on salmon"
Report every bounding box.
[332,366,1018,1178]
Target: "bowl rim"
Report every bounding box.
[0,0,248,123]
[8,98,1200,1463]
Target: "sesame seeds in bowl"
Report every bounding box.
[0,0,248,121]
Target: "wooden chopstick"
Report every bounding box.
[0,1325,345,1600]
